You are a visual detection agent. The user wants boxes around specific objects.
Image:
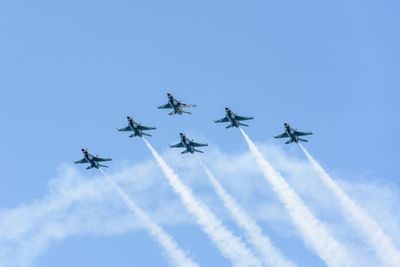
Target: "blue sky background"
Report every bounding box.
[0,1,399,266]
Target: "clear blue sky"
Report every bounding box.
[0,1,399,266]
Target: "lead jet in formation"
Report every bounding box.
[274,123,313,144]
[170,133,208,154]
[158,93,196,115]
[117,116,156,138]
[74,149,112,169]
[214,107,254,128]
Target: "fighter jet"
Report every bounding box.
[214,107,254,128]
[74,149,112,169]
[158,93,196,115]
[170,133,208,154]
[117,116,156,138]
[274,123,313,144]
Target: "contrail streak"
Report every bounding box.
[300,144,400,267]
[99,169,199,267]
[202,164,298,267]
[240,128,351,267]
[143,139,263,267]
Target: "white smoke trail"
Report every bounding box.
[201,164,298,267]
[240,128,351,267]
[99,169,199,267]
[300,144,400,267]
[143,139,263,267]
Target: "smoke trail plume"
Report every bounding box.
[300,144,400,267]
[99,169,199,267]
[202,164,298,267]
[143,139,263,267]
[240,128,351,267]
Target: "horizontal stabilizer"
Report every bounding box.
[194,149,204,153]
[99,164,109,168]
[298,138,308,143]
[182,111,192,115]
[239,123,249,127]
[181,150,190,154]
[86,165,94,170]
[142,132,152,137]
[129,133,137,138]
[285,139,294,144]
[226,124,234,129]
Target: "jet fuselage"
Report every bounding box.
[284,124,299,143]
[168,94,183,114]
[226,109,240,128]
[127,117,143,137]
[180,134,195,153]
[82,150,100,169]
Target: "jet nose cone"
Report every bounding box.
[81,148,85,152]
[127,116,130,119]
[284,123,288,126]
[180,133,184,136]
[167,93,171,97]
[225,107,229,111]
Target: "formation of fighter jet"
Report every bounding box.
[74,93,314,170]
[274,123,313,144]
[118,116,156,137]
[158,93,196,115]
[169,133,208,154]
[214,107,254,128]
[74,149,112,169]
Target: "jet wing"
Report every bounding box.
[189,141,208,147]
[294,130,313,136]
[235,115,254,121]
[93,157,112,162]
[137,125,156,131]
[118,126,132,132]
[170,142,185,148]
[74,158,89,164]
[214,116,229,123]
[181,103,196,108]
[158,103,173,109]
[274,132,289,139]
